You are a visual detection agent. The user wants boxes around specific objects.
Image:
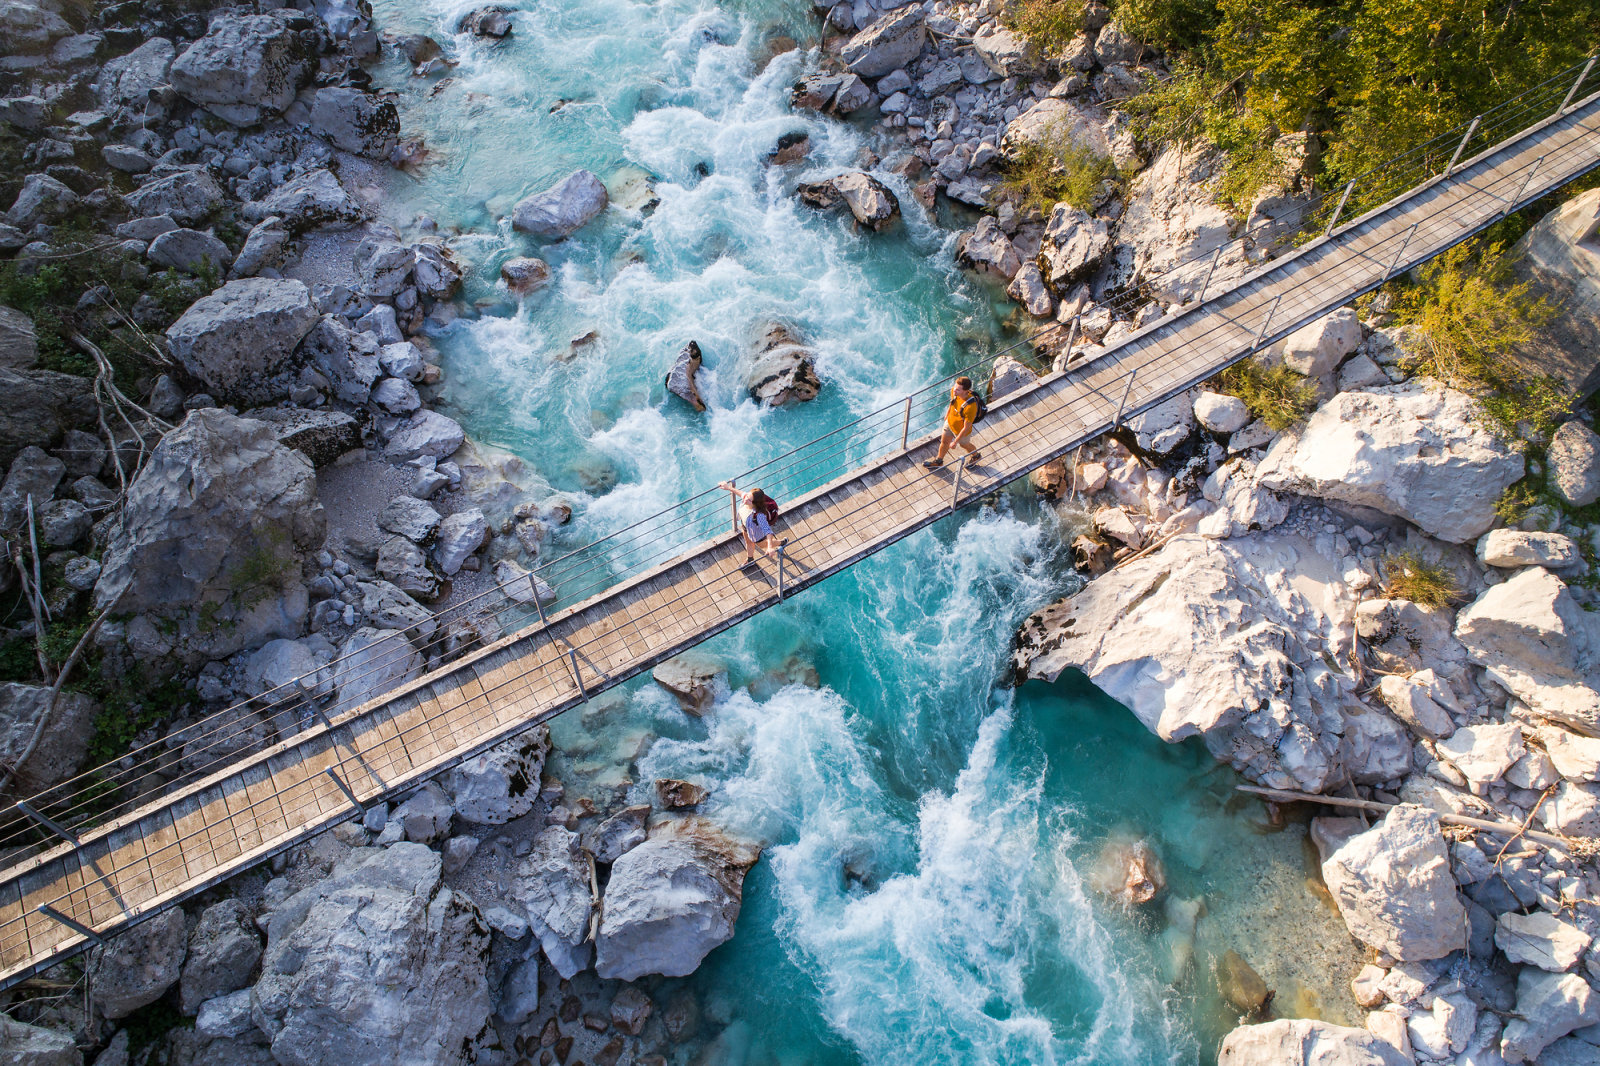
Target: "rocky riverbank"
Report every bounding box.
[2,0,1598,1063]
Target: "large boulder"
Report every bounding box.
[1002,96,1142,171]
[955,216,1022,280]
[169,13,316,126]
[840,7,925,78]
[165,278,319,403]
[253,169,367,232]
[5,174,76,229]
[1270,308,1364,378]
[1477,529,1582,569]
[1547,419,1600,507]
[93,410,325,669]
[0,683,99,795]
[511,826,593,979]
[0,0,72,53]
[178,899,261,1015]
[511,170,607,240]
[1454,567,1600,735]
[0,368,96,471]
[1256,382,1524,543]
[972,27,1041,77]
[1012,533,1367,792]
[1510,187,1600,395]
[309,87,400,159]
[798,172,900,231]
[1038,205,1113,292]
[1496,911,1593,973]
[439,725,549,824]
[1316,805,1466,962]
[594,818,760,981]
[383,410,465,463]
[253,844,493,1066]
[0,305,36,369]
[0,1014,79,1065]
[745,323,821,406]
[1117,145,1240,304]
[147,228,234,275]
[88,909,187,1020]
[1218,1019,1412,1066]
[123,168,227,225]
[331,627,421,708]
[298,315,380,405]
[96,37,176,110]
[1500,969,1600,1063]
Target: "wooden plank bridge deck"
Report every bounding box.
[0,90,1596,990]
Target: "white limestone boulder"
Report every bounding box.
[330,627,421,708]
[512,826,593,979]
[1256,382,1524,544]
[169,13,316,126]
[1269,308,1363,378]
[1496,911,1593,972]
[1038,204,1112,291]
[512,170,608,240]
[1543,727,1600,782]
[1117,145,1242,304]
[165,278,319,403]
[1194,391,1250,435]
[1454,567,1600,735]
[89,909,187,1020]
[432,508,487,576]
[1477,529,1583,569]
[1435,723,1524,793]
[252,844,492,1066]
[1012,532,1364,792]
[955,215,1021,280]
[1548,420,1600,507]
[840,7,925,78]
[1217,1019,1411,1066]
[1500,969,1600,1063]
[1318,804,1467,961]
[439,725,550,824]
[595,818,760,981]
[0,682,99,795]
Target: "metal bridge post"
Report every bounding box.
[1445,116,1481,177]
[1323,181,1356,237]
[37,904,105,947]
[1505,156,1545,218]
[775,543,786,601]
[950,455,966,512]
[1386,223,1420,280]
[16,800,78,845]
[900,395,911,452]
[1251,294,1284,353]
[569,649,588,702]
[1560,57,1596,115]
[1114,367,1137,427]
[323,769,362,814]
[1198,245,1223,302]
[1062,316,1080,369]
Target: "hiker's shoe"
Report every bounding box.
[967,451,981,463]
[922,458,944,469]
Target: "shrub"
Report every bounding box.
[1494,481,1539,524]
[1212,357,1318,430]
[1003,0,1086,53]
[1001,131,1120,215]
[1382,551,1463,608]
[1388,240,1568,441]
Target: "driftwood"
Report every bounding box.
[1236,785,1577,851]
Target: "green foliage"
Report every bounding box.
[1382,551,1463,608]
[84,674,191,768]
[1115,0,1598,213]
[122,998,193,1057]
[1212,357,1318,430]
[1388,239,1568,441]
[1004,0,1086,53]
[1001,131,1121,214]
[1495,480,1539,524]
[0,633,37,684]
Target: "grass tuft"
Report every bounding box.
[1212,358,1318,431]
[1382,551,1463,608]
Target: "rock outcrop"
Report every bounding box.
[1013,533,1378,791]
[0,682,99,794]
[840,7,925,78]
[309,87,400,158]
[89,909,187,1020]
[1315,806,1467,961]
[1455,567,1600,735]
[169,13,316,126]
[165,278,320,403]
[745,323,821,406]
[1218,1019,1412,1066]
[93,410,325,669]
[1257,383,1524,543]
[440,726,549,824]
[512,826,593,979]
[253,844,492,1066]
[594,818,760,981]
[798,172,900,231]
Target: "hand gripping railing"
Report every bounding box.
[0,53,1595,969]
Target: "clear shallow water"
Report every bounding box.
[364,2,1365,1061]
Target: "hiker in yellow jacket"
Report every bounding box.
[923,376,982,469]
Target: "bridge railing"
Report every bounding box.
[0,53,1594,874]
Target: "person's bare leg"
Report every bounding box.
[741,532,757,562]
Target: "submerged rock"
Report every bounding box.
[745,323,821,406]
[1087,835,1165,906]
[595,818,760,981]
[512,170,608,240]
[1218,949,1273,1015]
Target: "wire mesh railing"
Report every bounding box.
[0,53,1595,882]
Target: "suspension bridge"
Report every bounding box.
[0,59,1596,991]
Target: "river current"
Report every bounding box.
[363,1,1364,1061]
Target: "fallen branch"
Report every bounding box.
[1236,784,1578,851]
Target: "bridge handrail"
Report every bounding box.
[0,53,1593,868]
